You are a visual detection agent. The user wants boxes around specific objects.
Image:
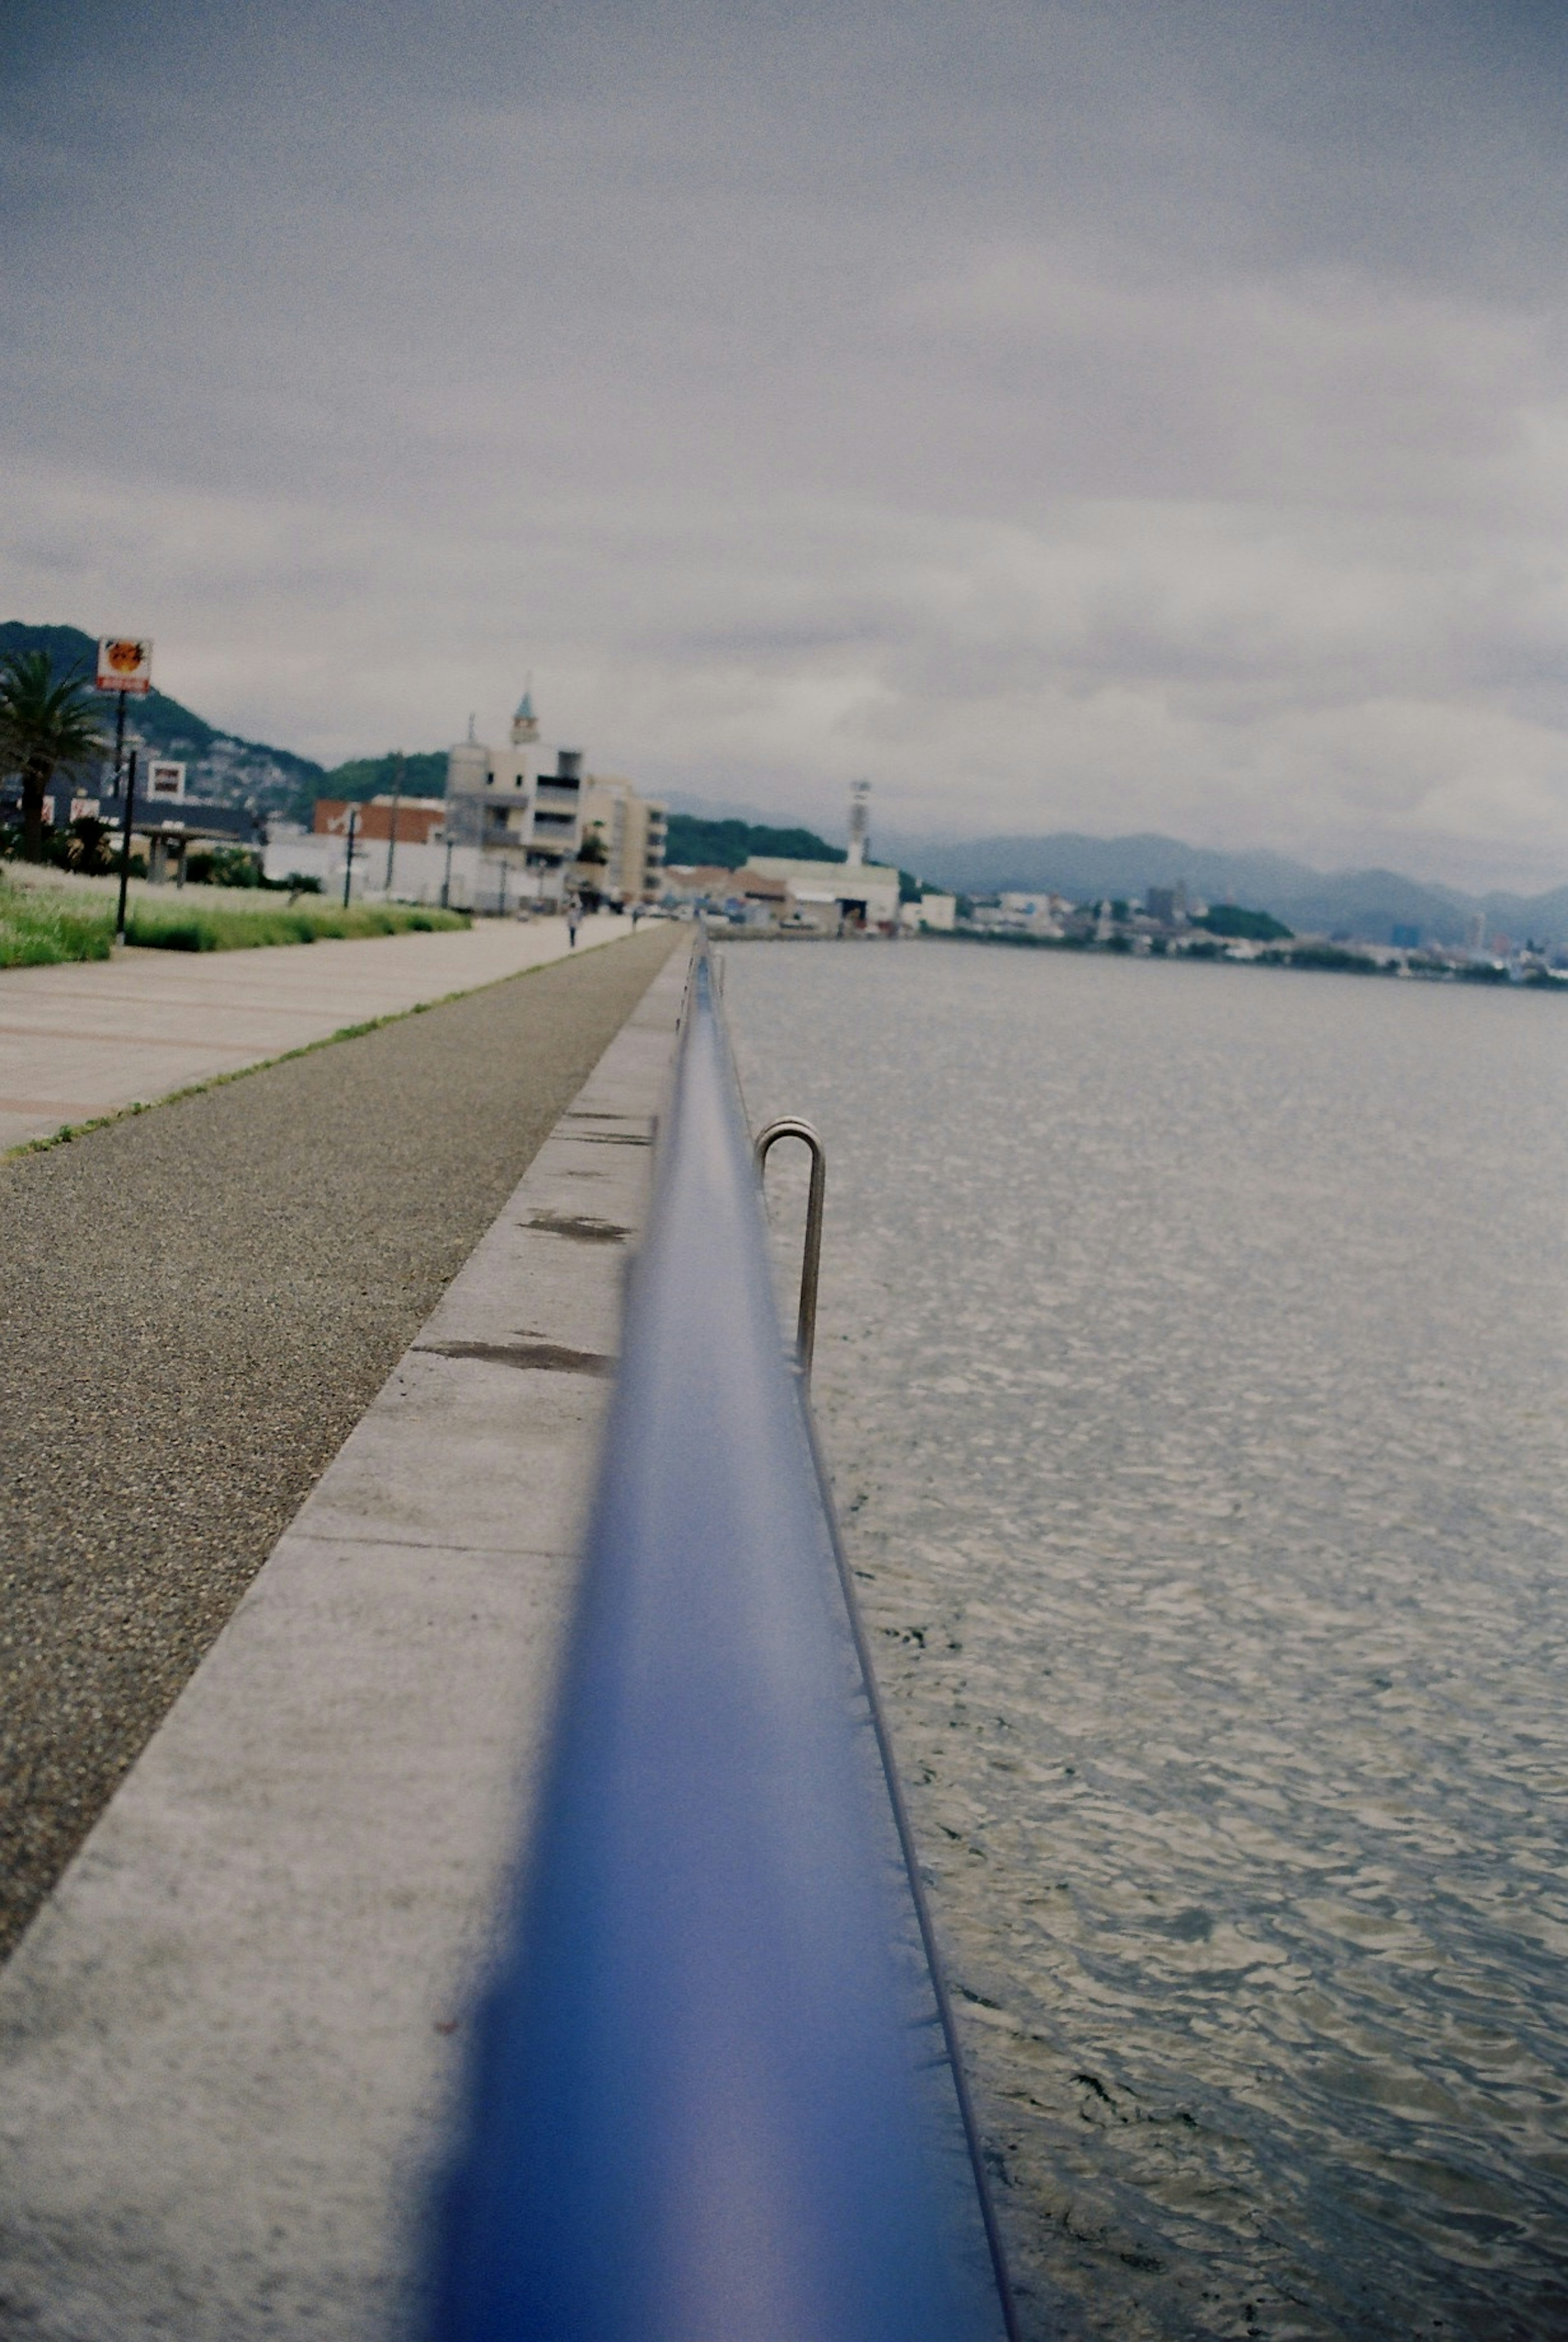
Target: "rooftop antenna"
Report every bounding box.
[846,777,870,867]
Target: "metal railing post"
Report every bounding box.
[754,1117,826,1381]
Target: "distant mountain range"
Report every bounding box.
[893,829,1568,949]
[668,791,1568,945]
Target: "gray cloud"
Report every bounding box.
[6,1,1568,885]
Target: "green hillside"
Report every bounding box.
[318,751,450,802]
[0,626,453,821]
[664,813,844,869]
[0,623,324,782]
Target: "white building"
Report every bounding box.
[264,824,495,909]
[744,856,902,934]
[902,891,956,931]
[998,891,1069,935]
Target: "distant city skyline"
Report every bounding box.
[7,2,1568,894]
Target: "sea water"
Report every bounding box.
[721,938,1568,2342]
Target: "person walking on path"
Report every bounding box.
[566,898,581,948]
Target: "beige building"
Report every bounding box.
[581,775,668,904]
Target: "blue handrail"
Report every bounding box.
[430,948,1016,2342]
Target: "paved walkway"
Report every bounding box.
[0,947,690,2339]
[0,911,638,1152]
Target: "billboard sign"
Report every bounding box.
[147,760,186,802]
[96,637,153,694]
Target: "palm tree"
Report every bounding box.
[0,651,107,862]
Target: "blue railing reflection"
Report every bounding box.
[430,948,1019,2342]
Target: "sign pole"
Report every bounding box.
[343,805,358,909]
[96,642,152,930]
[116,749,138,944]
[111,688,128,802]
[384,750,403,895]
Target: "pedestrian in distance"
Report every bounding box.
[567,898,581,948]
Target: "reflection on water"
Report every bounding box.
[722,939,1568,2342]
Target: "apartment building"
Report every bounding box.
[581,774,668,904]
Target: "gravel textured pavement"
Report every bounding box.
[0,922,682,1961]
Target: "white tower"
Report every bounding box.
[846,778,870,867]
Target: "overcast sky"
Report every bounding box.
[7,1,1568,885]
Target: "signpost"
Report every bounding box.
[342,805,358,908]
[96,638,153,812]
[147,759,185,803]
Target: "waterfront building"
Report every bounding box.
[743,855,901,933]
[1145,883,1189,928]
[998,891,1069,936]
[660,864,737,910]
[908,891,957,931]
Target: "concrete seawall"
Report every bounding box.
[0,943,690,2341]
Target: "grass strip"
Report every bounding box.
[0,880,470,967]
[0,888,116,967]
[126,901,472,952]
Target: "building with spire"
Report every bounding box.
[444,681,586,905]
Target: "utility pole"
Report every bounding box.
[343,805,358,908]
[441,831,454,910]
[384,749,404,895]
[115,750,138,943]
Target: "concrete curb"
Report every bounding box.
[0,943,691,2342]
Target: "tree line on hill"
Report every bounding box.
[662,813,844,868]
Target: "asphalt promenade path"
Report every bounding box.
[0,920,682,1961]
[0,907,630,1152]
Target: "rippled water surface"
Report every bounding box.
[721,939,1568,2342]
